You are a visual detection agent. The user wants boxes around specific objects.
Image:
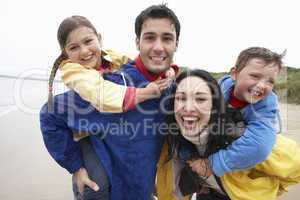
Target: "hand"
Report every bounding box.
[188,159,213,178]
[165,67,176,79]
[73,167,99,195]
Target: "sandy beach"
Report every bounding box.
[0,77,299,200]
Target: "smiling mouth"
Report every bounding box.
[149,56,167,62]
[181,116,199,130]
[81,55,94,62]
[249,89,264,98]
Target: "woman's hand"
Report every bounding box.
[73,167,99,195]
[188,159,213,178]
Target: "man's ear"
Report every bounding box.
[175,40,179,51]
[135,37,140,51]
[230,66,238,81]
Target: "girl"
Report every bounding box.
[47,15,175,200]
[156,69,300,200]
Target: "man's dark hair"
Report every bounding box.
[135,4,181,40]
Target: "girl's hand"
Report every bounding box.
[188,159,213,178]
[73,167,99,195]
[146,78,173,97]
[165,67,176,79]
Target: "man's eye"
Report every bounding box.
[145,36,155,41]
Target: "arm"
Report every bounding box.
[208,97,278,177]
[60,62,167,113]
[39,103,83,173]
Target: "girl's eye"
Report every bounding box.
[69,46,78,51]
[85,39,93,44]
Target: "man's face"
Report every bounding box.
[136,18,178,74]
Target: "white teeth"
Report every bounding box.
[150,56,165,62]
[182,116,198,121]
[82,55,93,61]
[251,90,262,97]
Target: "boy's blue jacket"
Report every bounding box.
[40,63,171,200]
[208,75,278,177]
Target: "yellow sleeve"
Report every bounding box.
[59,61,126,113]
[103,49,133,71]
[220,134,300,200]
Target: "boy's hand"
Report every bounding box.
[73,167,99,195]
[188,159,213,178]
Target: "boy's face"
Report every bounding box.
[231,58,280,104]
[136,18,178,74]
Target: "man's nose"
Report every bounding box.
[153,39,164,52]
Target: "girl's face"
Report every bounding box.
[174,76,213,141]
[64,26,102,68]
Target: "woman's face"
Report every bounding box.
[174,76,213,140]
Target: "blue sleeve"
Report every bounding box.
[39,103,83,174]
[209,95,278,177]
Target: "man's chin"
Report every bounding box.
[148,65,169,74]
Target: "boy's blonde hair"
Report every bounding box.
[235,47,285,72]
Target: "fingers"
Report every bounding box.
[74,167,100,195]
[154,78,173,91]
[84,178,100,192]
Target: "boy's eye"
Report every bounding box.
[267,79,275,85]
[250,74,259,79]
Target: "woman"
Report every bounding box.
[156,69,300,200]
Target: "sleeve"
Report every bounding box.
[59,62,128,113]
[103,49,132,71]
[209,97,278,177]
[39,103,83,174]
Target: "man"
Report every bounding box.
[40,4,181,200]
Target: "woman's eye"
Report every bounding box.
[175,96,186,101]
[195,97,206,102]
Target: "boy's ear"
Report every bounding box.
[135,37,140,51]
[230,66,238,81]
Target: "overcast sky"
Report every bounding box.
[1,0,299,76]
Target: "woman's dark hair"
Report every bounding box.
[166,69,227,160]
[48,16,98,111]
